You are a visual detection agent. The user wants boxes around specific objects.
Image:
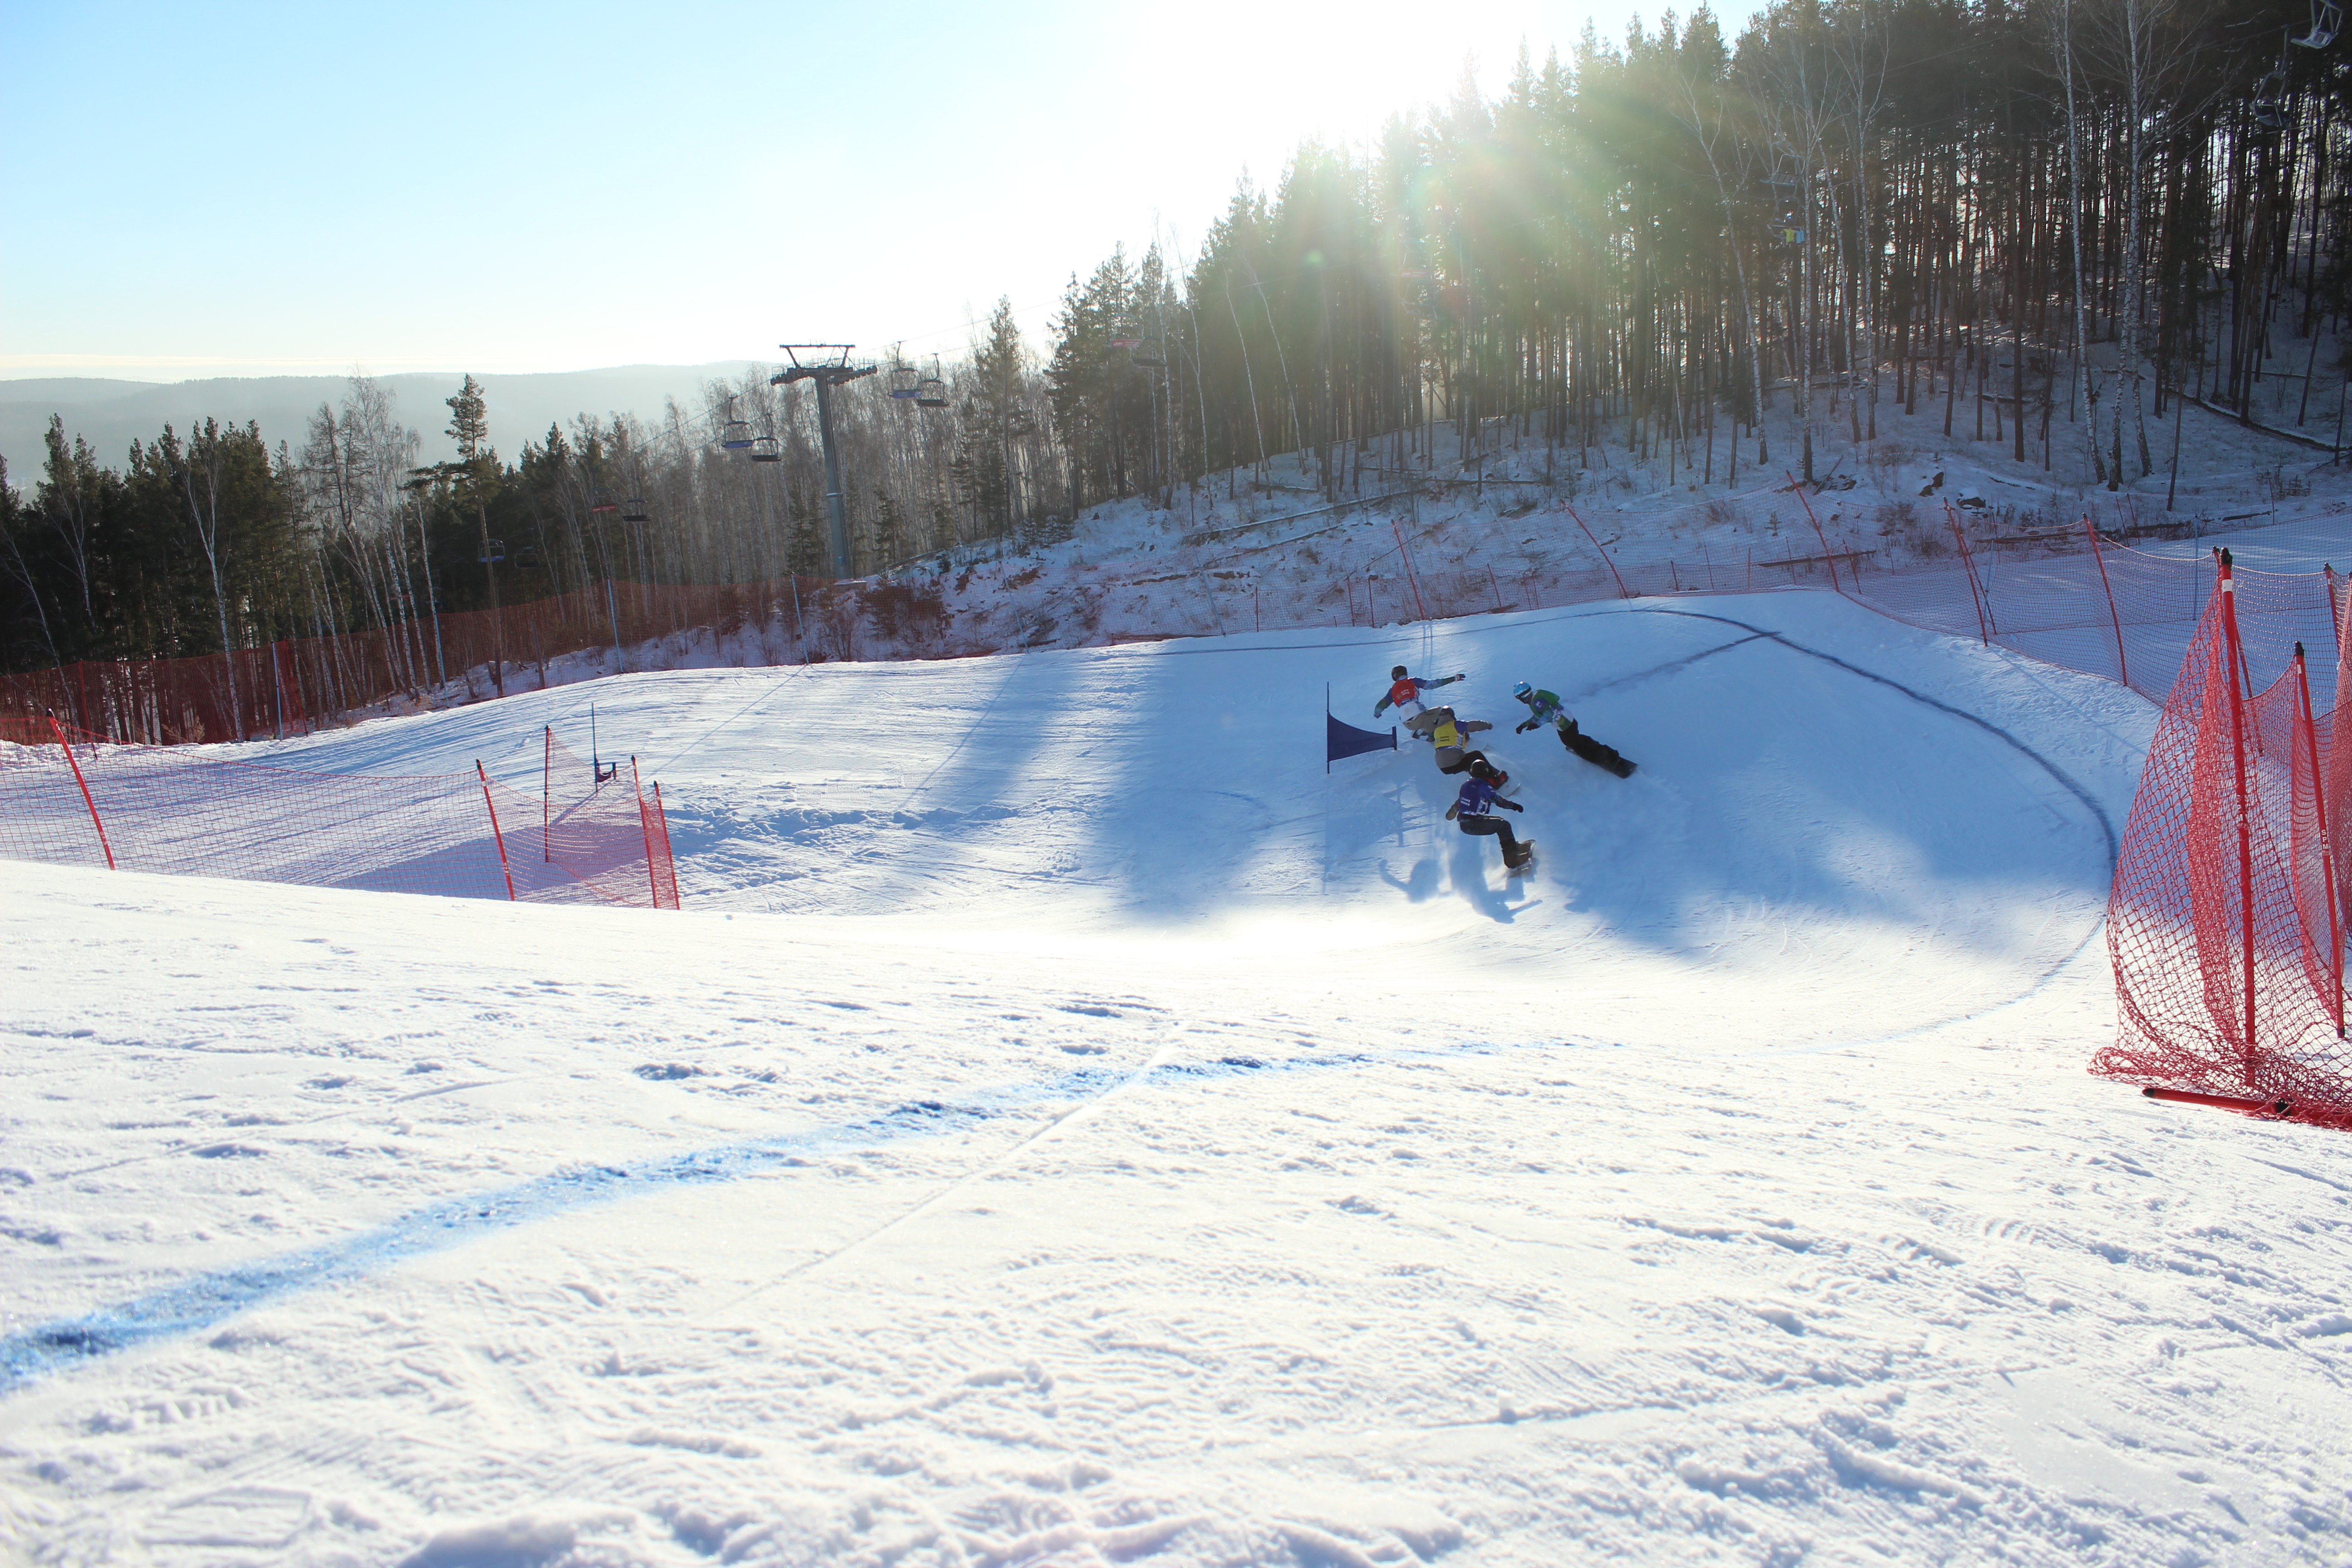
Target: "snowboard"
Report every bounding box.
[1567,729,1637,779]
[1508,843,1537,876]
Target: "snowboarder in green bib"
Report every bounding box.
[1512,681,1636,778]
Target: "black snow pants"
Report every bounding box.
[1459,815,1520,855]
[1560,720,1631,776]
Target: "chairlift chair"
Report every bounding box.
[915,358,949,408]
[719,393,755,450]
[622,497,651,523]
[889,364,922,399]
[750,432,783,461]
[2296,0,2341,47]
[2254,67,2291,127]
[478,538,505,564]
[1131,343,1168,369]
[589,486,619,515]
[515,545,544,571]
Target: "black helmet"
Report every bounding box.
[1469,758,1502,783]
[1391,665,1408,681]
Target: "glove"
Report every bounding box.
[1444,804,1459,820]
[1516,720,1536,733]
[1499,798,1524,812]
[1452,672,1465,681]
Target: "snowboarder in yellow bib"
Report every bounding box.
[1420,709,1497,777]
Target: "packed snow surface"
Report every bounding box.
[5,591,2350,1566]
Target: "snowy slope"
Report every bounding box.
[5,592,2350,1566]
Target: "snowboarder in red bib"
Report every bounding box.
[1374,665,1463,721]
[1446,760,1532,872]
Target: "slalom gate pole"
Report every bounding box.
[2292,642,2345,1035]
[1326,683,1332,775]
[1564,504,1631,598]
[49,715,113,870]
[1787,472,1842,595]
[632,757,659,908]
[477,761,517,902]
[542,725,552,860]
[2141,1084,2295,1118]
[2085,515,2128,688]
[2217,549,2258,1071]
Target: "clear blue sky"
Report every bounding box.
[4,0,1756,383]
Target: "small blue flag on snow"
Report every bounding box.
[1325,682,1397,772]
[1327,710,1397,773]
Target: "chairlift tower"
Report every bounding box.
[772,344,878,578]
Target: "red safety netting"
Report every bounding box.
[2097,557,2352,1129]
[0,717,679,911]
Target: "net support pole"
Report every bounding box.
[2293,642,2345,1034]
[652,781,680,908]
[543,725,552,862]
[477,760,517,902]
[2218,550,2257,1071]
[49,715,113,870]
[1946,503,1990,644]
[2085,515,2129,688]
[1787,472,1842,594]
[1565,503,1631,598]
[633,756,660,909]
[1390,519,1429,622]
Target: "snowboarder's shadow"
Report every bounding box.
[1377,857,1442,903]
[1450,842,1531,923]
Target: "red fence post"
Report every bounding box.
[476,760,517,902]
[49,715,113,870]
[2217,549,2257,1070]
[2293,641,2345,1036]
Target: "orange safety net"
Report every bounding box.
[0,718,679,911]
[2096,554,2352,1129]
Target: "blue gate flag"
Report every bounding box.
[1327,712,1397,771]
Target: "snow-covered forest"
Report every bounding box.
[3,0,2345,671]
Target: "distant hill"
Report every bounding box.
[0,364,762,479]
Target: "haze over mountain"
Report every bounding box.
[0,366,756,477]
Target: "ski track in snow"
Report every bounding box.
[4,592,2351,1567]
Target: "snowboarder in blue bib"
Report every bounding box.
[1446,759,1532,872]
[1512,681,1636,779]
[1375,665,1463,720]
